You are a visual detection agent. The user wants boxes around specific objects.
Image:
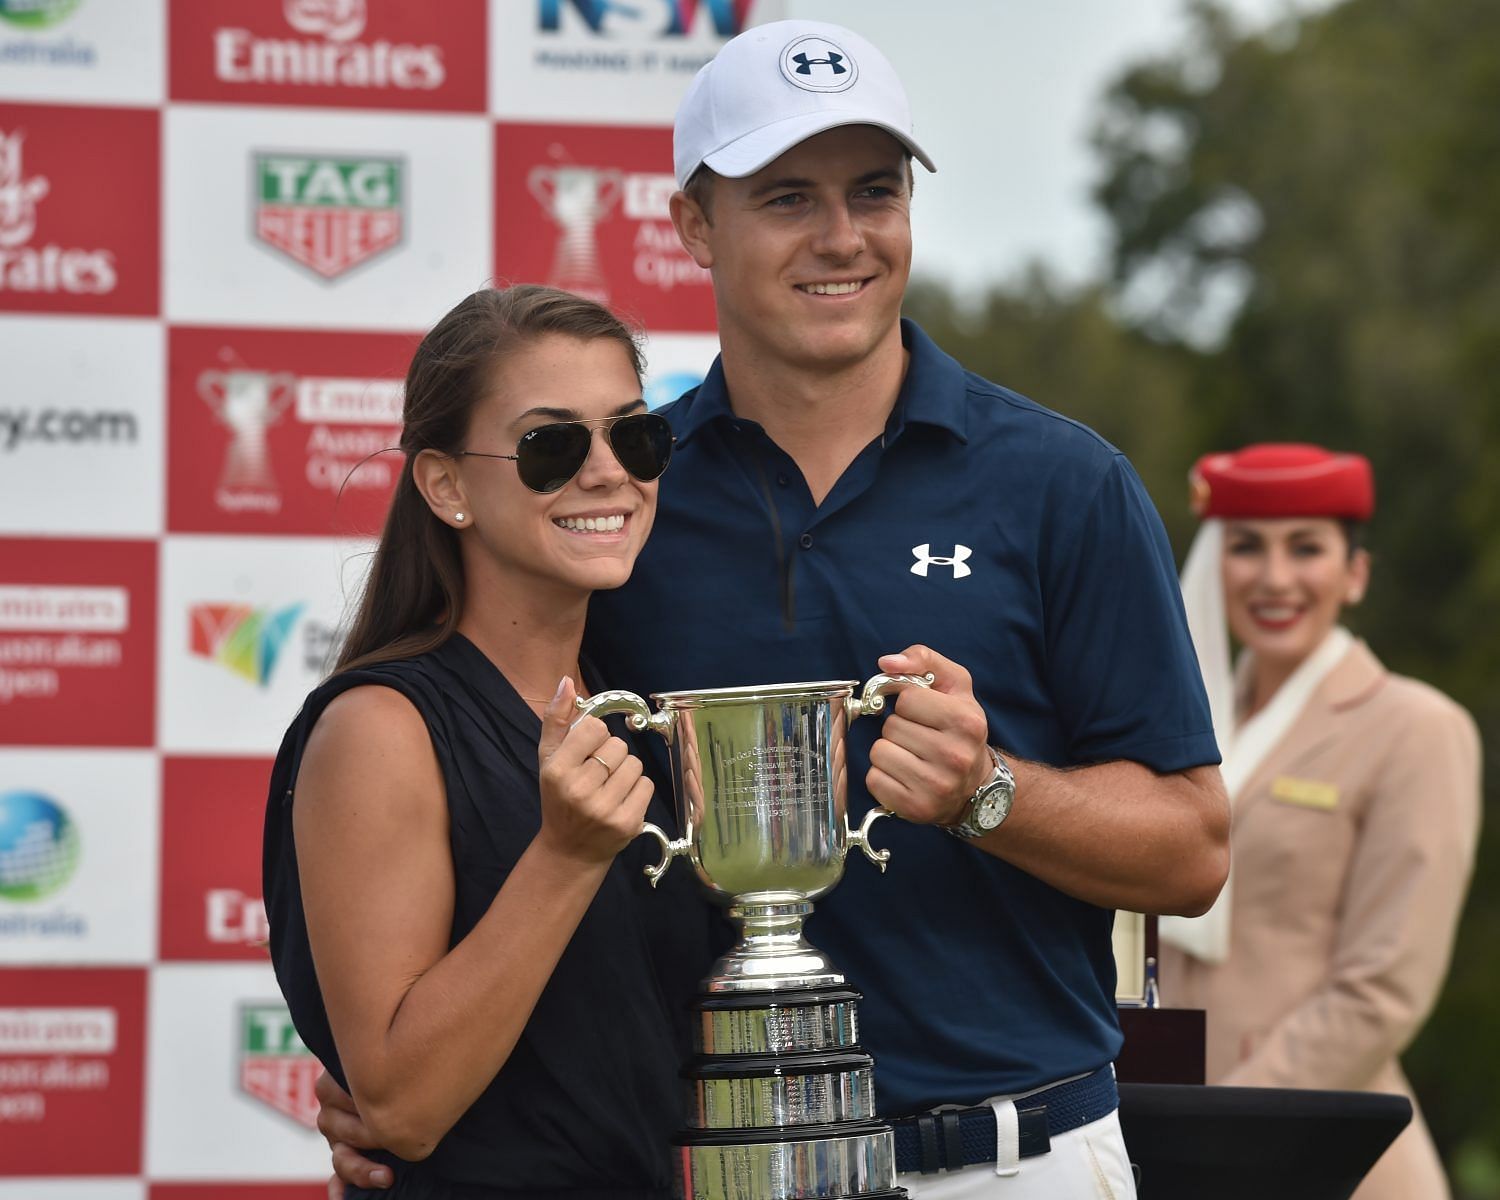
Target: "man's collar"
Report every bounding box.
[670,355,734,447]
[671,318,969,447]
[891,318,969,443]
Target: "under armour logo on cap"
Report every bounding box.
[911,544,973,579]
[672,19,936,190]
[791,50,846,76]
[780,35,859,93]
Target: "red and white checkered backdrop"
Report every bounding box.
[0,1,783,1190]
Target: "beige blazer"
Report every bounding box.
[1160,639,1482,1200]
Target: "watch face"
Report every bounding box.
[975,791,1006,830]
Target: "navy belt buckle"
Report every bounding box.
[1016,1102,1052,1159]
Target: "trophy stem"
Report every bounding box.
[706,893,846,994]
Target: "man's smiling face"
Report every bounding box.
[681,124,913,376]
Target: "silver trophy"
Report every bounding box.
[578,676,931,1200]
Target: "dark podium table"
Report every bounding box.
[1118,1083,1412,1200]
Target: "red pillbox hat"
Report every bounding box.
[1190,443,1375,520]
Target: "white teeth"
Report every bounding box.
[555,514,625,533]
[802,281,862,295]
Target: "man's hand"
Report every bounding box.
[867,645,993,825]
[315,1069,392,1193]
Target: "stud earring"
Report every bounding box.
[454,512,465,524]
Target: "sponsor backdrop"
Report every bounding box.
[0,0,780,1187]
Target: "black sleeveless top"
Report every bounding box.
[263,634,717,1198]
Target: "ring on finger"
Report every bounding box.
[590,753,613,774]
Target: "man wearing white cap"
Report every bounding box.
[321,19,1229,1199]
[618,20,1226,1196]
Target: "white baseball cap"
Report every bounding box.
[673,19,937,190]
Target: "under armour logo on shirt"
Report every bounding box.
[791,51,847,76]
[911,544,973,578]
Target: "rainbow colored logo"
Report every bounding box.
[189,602,306,686]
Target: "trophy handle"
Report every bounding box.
[197,370,228,411]
[575,689,674,739]
[845,671,936,722]
[847,806,894,873]
[638,821,690,887]
[266,372,299,419]
[527,165,557,210]
[595,168,623,216]
[842,673,934,872]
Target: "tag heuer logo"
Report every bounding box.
[253,152,403,281]
[238,1001,319,1129]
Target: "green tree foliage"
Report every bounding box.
[908,0,1500,1190]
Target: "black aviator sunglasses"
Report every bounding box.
[457,411,675,494]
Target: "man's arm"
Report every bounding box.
[867,644,1229,917]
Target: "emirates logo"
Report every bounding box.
[212,0,445,91]
[282,0,365,42]
[0,130,48,248]
[0,127,116,295]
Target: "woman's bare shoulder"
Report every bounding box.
[297,683,443,820]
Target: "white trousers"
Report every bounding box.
[897,1108,1138,1200]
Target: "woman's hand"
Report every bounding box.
[315,1069,391,1193]
[535,676,654,866]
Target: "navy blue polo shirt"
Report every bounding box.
[586,319,1218,1116]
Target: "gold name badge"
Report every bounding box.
[1271,776,1340,811]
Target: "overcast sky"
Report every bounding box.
[782,0,1328,296]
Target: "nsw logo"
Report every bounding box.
[0,790,80,902]
[190,602,307,686]
[253,152,404,281]
[239,1001,319,1128]
[911,544,973,579]
[539,0,753,38]
[779,35,858,93]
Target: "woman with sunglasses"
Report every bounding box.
[1158,444,1481,1200]
[263,285,695,1197]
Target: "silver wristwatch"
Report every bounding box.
[944,746,1015,840]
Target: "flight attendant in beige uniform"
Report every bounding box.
[1159,443,1482,1199]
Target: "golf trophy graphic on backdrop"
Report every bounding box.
[528,161,622,302]
[199,365,298,509]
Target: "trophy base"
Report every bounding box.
[696,986,862,1057]
[675,1121,905,1200]
[686,1048,878,1128]
[707,894,848,993]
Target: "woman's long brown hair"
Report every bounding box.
[335,285,644,674]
